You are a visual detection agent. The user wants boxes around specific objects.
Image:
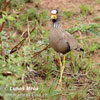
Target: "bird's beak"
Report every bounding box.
[51,14,57,20]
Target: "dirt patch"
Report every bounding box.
[91,49,100,66]
[40,0,96,10]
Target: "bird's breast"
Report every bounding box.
[49,29,70,54]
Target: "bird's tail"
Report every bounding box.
[76,48,84,52]
[80,48,84,52]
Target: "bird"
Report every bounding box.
[49,9,84,87]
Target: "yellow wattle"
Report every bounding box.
[51,15,57,19]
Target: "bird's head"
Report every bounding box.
[50,9,60,22]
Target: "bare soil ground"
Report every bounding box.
[41,0,96,10]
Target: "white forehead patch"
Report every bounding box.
[51,10,57,14]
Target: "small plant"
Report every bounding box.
[66,23,100,38]
[94,16,100,22]
[80,4,93,16]
[96,0,100,4]
[0,11,15,25]
[89,42,100,53]
[39,9,48,25]
[27,8,38,20]
[62,10,73,19]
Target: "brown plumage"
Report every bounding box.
[49,9,84,54]
[49,9,84,87]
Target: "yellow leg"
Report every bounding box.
[58,56,66,87]
[58,56,62,69]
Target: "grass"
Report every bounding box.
[80,4,94,16]
[62,10,73,19]
[0,0,100,100]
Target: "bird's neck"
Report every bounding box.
[51,15,61,28]
[51,21,61,28]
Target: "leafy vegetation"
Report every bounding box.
[0,0,100,100]
[66,23,100,37]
